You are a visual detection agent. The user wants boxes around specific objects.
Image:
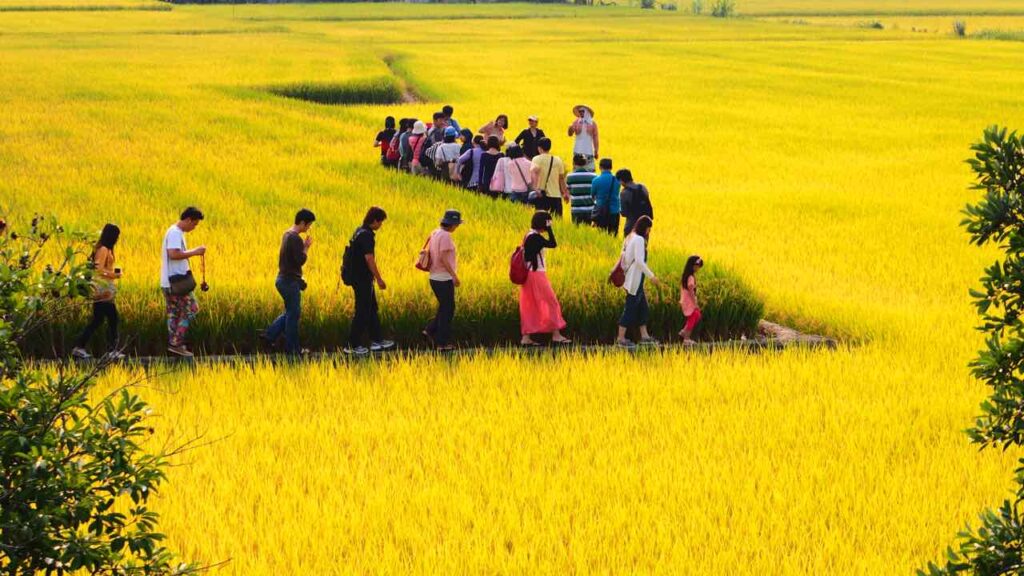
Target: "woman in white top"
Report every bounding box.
[489,144,533,203]
[616,216,661,348]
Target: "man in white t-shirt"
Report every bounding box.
[161,206,207,358]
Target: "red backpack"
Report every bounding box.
[509,234,531,285]
[385,133,401,162]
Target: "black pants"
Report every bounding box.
[349,281,382,347]
[601,213,621,236]
[425,280,456,346]
[77,301,118,349]
[537,196,563,216]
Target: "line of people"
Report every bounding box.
[373,104,655,237]
[70,202,704,359]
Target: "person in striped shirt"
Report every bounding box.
[566,154,597,225]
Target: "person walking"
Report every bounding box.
[479,136,505,199]
[679,255,704,344]
[519,211,572,347]
[567,104,599,172]
[591,158,621,236]
[514,115,546,159]
[343,207,394,356]
[616,216,661,348]
[566,153,597,225]
[456,135,486,190]
[434,127,463,182]
[426,112,448,144]
[478,114,509,146]
[492,144,533,203]
[409,120,429,176]
[160,207,206,358]
[530,138,568,216]
[71,224,124,361]
[262,209,315,356]
[459,128,474,155]
[618,168,653,235]
[375,116,397,167]
[442,104,461,133]
[398,118,415,172]
[423,210,462,352]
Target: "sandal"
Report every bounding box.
[552,338,573,346]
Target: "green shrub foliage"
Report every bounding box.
[920,126,1024,575]
[0,216,197,575]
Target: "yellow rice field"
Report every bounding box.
[5,2,1024,573]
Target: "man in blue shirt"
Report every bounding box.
[591,158,621,236]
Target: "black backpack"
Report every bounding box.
[340,229,367,287]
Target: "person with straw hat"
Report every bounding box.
[567,104,599,172]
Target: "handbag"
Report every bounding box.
[414,232,433,272]
[168,270,197,296]
[92,279,116,302]
[609,241,627,288]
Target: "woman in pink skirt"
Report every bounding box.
[519,211,572,346]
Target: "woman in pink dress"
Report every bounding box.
[519,211,572,346]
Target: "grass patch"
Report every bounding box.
[0,2,169,10]
[265,76,402,106]
[974,29,1024,40]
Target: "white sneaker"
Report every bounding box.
[616,339,637,349]
[638,337,660,347]
[71,347,91,360]
[168,345,194,358]
[344,346,370,356]
[370,340,395,352]
[104,350,126,361]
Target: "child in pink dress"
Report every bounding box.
[679,255,704,344]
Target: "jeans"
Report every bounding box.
[619,278,650,328]
[76,300,118,350]
[266,276,303,354]
[426,280,456,346]
[349,281,382,347]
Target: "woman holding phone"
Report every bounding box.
[72,223,124,360]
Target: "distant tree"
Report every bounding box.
[0,215,200,575]
[920,126,1024,575]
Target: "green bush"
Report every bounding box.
[710,0,734,18]
[266,76,402,106]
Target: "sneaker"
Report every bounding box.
[71,347,92,360]
[370,340,395,352]
[616,339,637,349]
[168,345,194,358]
[638,337,660,347]
[344,346,370,356]
[104,350,126,361]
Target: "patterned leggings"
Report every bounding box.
[164,292,198,347]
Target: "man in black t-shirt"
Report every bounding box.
[345,206,394,356]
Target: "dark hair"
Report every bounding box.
[599,158,613,170]
[506,144,524,159]
[180,206,204,221]
[496,114,508,128]
[433,112,446,122]
[634,216,653,238]
[530,211,552,231]
[681,255,704,288]
[385,116,395,129]
[460,128,473,140]
[295,208,316,225]
[573,154,588,167]
[537,137,552,152]
[401,118,414,131]
[444,133,457,143]
[363,206,387,227]
[486,136,500,151]
[473,135,485,147]
[615,169,633,183]
[442,105,454,116]
[96,223,120,255]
